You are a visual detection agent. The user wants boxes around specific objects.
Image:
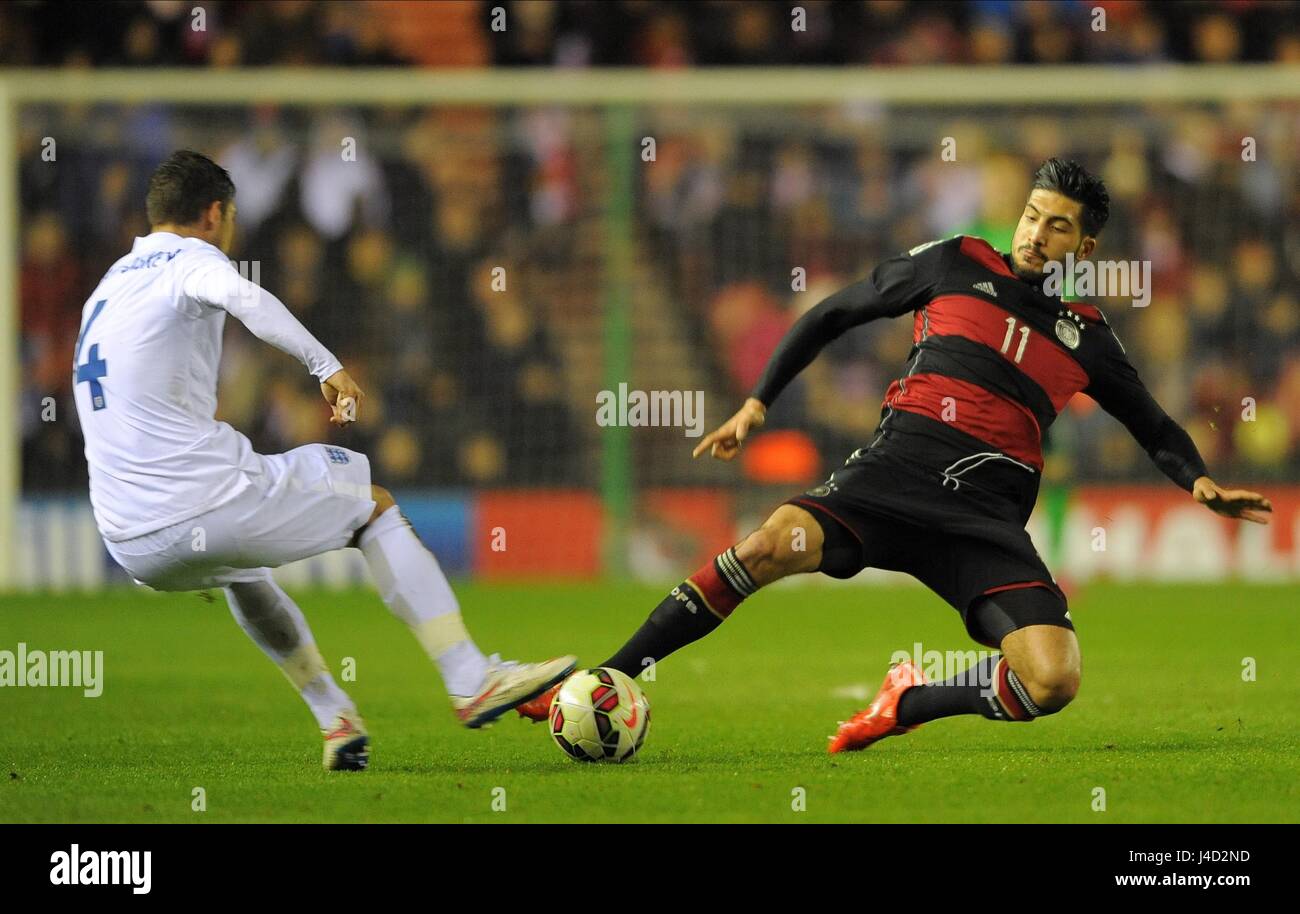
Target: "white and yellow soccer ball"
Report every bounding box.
[549,667,650,763]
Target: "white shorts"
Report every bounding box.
[105,444,376,592]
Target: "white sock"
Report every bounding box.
[224,577,354,729]
[359,506,490,697]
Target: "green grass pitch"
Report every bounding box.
[2,582,1297,823]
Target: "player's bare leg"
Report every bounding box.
[997,624,1081,714]
[732,504,826,583]
[356,485,575,728]
[516,505,823,721]
[599,503,824,674]
[224,574,368,770]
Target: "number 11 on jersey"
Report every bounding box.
[1001,316,1030,364]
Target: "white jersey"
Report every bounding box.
[73,232,343,542]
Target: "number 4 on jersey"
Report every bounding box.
[75,299,109,411]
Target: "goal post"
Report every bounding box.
[4,65,1300,104]
[0,82,17,589]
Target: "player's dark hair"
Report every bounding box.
[145,150,236,227]
[1030,158,1109,237]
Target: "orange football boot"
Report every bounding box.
[515,681,563,722]
[827,659,928,754]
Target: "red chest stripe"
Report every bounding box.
[918,295,1090,413]
[960,236,1015,278]
[882,374,1043,468]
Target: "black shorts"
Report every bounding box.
[785,449,1072,647]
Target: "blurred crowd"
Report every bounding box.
[643,110,1300,489]
[20,98,1300,494]
[2,0,1299,68]
[12,1,1300,494]
[22,105,587,490]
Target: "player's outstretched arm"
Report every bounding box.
[183,258,344,390]
[1192,476,1272,525]
[692,397,766,461]
[1087,323,1271,525]
[693,240,949,462]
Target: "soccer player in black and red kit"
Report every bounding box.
[519,158,1273,752]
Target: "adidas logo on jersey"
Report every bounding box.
[973,281,997,297]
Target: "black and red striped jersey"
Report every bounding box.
[751,235,1207,503]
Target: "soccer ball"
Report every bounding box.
[549,667,651,763]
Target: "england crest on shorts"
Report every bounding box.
[324,446,350,465]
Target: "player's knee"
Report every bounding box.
[1020,664,1080,713]
[735,526,781,572]
[1000,620,1080,714]
[370,485,396,520]
[735,510,820,582]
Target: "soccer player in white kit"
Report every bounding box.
[72,150,575,770]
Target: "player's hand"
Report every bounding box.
[321,369,364,427]
[692,397,766,461]
[1193,476,1272,524]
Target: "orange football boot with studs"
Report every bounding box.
[828,659,927,754]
